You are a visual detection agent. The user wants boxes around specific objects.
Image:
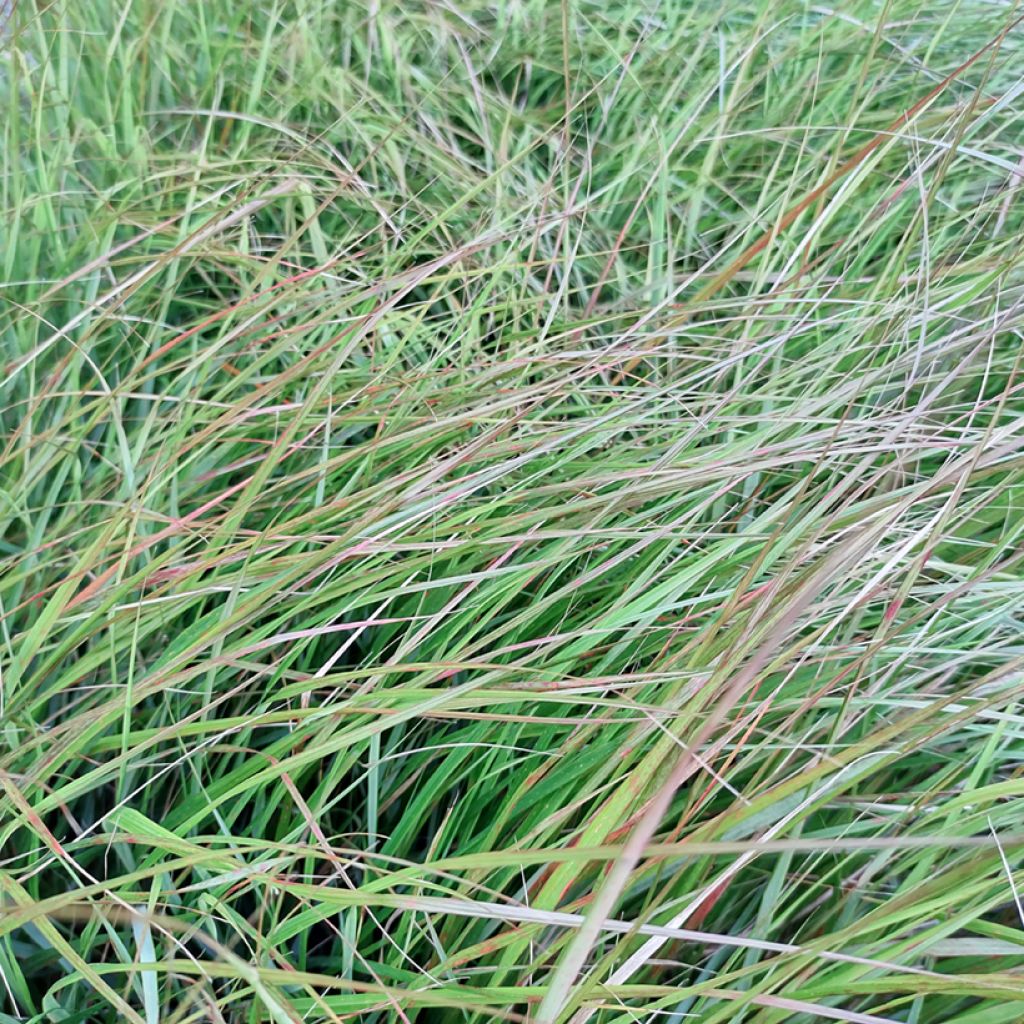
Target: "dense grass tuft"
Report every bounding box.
[3,2,1024,1022]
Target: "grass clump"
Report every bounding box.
[2,1,1024,1022]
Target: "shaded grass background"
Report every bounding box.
[2,1,1024,1021]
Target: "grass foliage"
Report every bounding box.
[3,1,1024,1021]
